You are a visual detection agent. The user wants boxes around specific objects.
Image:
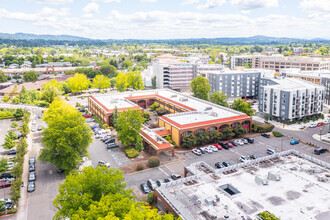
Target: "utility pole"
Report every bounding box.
[320,127,323,141]
[280,135,283,152]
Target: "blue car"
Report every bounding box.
[290,139,299,145]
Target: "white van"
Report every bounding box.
[267,148,277,155]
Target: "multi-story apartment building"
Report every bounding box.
[207,69,261,98]
[153,63,223,90]
[252,55,330,72]
[280,69,330,105]
[258,77,325,123]
[230,55,252,69]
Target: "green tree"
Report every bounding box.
[190,76,210,101]
[127,71,145,90]
[92,75,110,91]
[232,98,254,116]
[233,125,246,137]
[116,109,145,148]
[302,116,308,124]
[41,79,63,103]
[7,130,17,140]
[11,121,19,129]
[155,107,167,116]
[67,73,90,93]
[264,114,270,122]
[259,211,280,220]
[122,60,133,69]
[40,99,93,173]
[16,137,28,157]
[0,158,8,173]
[115,72,129,92]
[181,133,197,148]
[0,70,8,83]
[124,203,177,219]
[318,47,328,55]
[149,102,159,111]
[21,122,30,137]
[53,166,133,220]
[13,108,24,120]
[23,70,39,82]
[60,82,71,94]
[151,76,156,89]
[222,128,235,139]
[196,131,210,145]
[110,77,116,87]
[100,64,118,78]
[210,91,228,107]
[244,61,252,69]
[3,134,16,150]
[112,106,119,128]
[209,130,222,142]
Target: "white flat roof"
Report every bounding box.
[161,155,330,220]
[262,78,324,91]
[93,96,137,110]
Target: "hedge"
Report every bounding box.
[272,131,283,137]
[148,156,160,168]
[252,121,275,133]
[124,148,139,158]
[136,163,144,171]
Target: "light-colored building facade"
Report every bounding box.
[258,77,325,122]
[230,55,252,69]
[252,55,330,72]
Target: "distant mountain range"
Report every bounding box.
[0,33,329,46]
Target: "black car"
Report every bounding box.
[156,179,165,187]
[27,181,35,192]
[140,183,151,194]
[29,164,35,172]
[197,147,205,154]
[106,143,119,149]
[38,114,43,119]
[56,169,64,173]
[222,143,230,150]
[17,133,23,139]
[244,137,254,143]
[37,125,42,131]
[8,150,17,155]
[29,156,35,165]
[261,133,271,138]
[0,173,13,179]
[250,155,258,160]
[222,162,232,167]
[314,147,327,155]
[215,162,225,169]
[146,179,158,191]
[171,174,181,180]
[78,108,85,112]
[164,178,172,183]
[229,140,237,146]
[105,138,116,144]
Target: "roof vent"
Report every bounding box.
[209,112,218,117]
[110,99,118,103]
[171,95,177,98]
[179,97,188,102]
[204,107,212,111]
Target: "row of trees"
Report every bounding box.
[115,71,144,92]
[182,126,246,148]
[190,76,254,116]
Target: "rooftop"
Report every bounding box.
[157,150,330,220]
[261,77,324,91]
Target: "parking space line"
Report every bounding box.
[158,167,169,176]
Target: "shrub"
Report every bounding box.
[146,191,154,204]
[143,112,151,121]
[258,211,280,220]
[272,131,283,137]
[3,96,9,102]
[148,156,160,168]
[155,107,167,116]
[136,163,144,171]
[125,148,139,158]
[149,102,159,111]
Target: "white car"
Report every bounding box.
[209,145,218,152]
[241,139,248,144]
[309,123,317,128]
[204,147,213,154]
[192,149,202,156]
[239,156,249,162]
[32,120,36,125]
[236,140,244,145]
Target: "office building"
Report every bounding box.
[230,55,252,69]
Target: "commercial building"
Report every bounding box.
[230,55,252,70]
[280,69,330,105]
[252,55,330,72]
[88,89,251,150]
[154,150,330,220]
[258,77,325,122]
[152,63,223,90]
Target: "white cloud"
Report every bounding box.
[241,10,250,15]
[300,0,330,13]
[230,0,278,10]
[34,0,73,5]
[141,0,157,2]
[197,0,226,9]
[82,13,94,18]
[93,0,121,2]
[181,0,199,5]
[83,2,99,14]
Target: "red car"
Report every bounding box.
[213,144,222,150]
[84,114,92,118]
[225,142,234,148]
[317,122,324,126]
[0,181,12,188]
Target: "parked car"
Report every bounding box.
[56,169,64,173]
[229,140,237,146]
[29,164,35,172]
[314,147,327,155]
[106,143,119,149]
[210,145,218,152]
[317,122,324,126]
[220,142,229,149]
[290,139,299,145]
[164,178,172,183]
[32,120,36,125]
[236,139,244,146]
[38,114,43,119]
[241,138,248,144]
[197,147,206,154]
[8,157,16,162]
[267,148,277,155]
[147,179,158,190]
[225,142,234,148]
[204,147,213,153]
[192,149,202,156]
[213,144,222,150]
[309,123,317,128]
[27,181,35,192]
[104,138,116,144]
[250,155,259,160]
[171,174,182,180]
[37,125,42,131]
[29,172,36,182]
[222,162,232,167]
[78,109,85,112]
[0,173,13,179]
[101,135,112,142]
[239,156,249,162]
[215,162,225,169]
[8,150,17,155]
[97,160,110,168]
[0,199,13,210]
[84,114,92,118]
[29,156,35,165]
[140,183,151,194]
[31,127,36,132]
[0,181,12,188]
[261,133,271,138]
[244,137,254,143]
[17,133,23,139]
[156,179,166,187]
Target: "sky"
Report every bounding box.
[0,0,329,39]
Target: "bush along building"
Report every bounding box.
[258,77,325,123]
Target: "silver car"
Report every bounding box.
[29,172,36,182]
[27,181,35,192]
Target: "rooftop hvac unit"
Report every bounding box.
[209,112,218,117]
[171,95,177,98]
[255,176,268,185]
[268,172,281,181]
[110,99,118,103]
[205,197,214,206]
[179,97,188,102]
[204,107,212,111]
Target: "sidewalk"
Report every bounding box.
[312,134,330,145]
